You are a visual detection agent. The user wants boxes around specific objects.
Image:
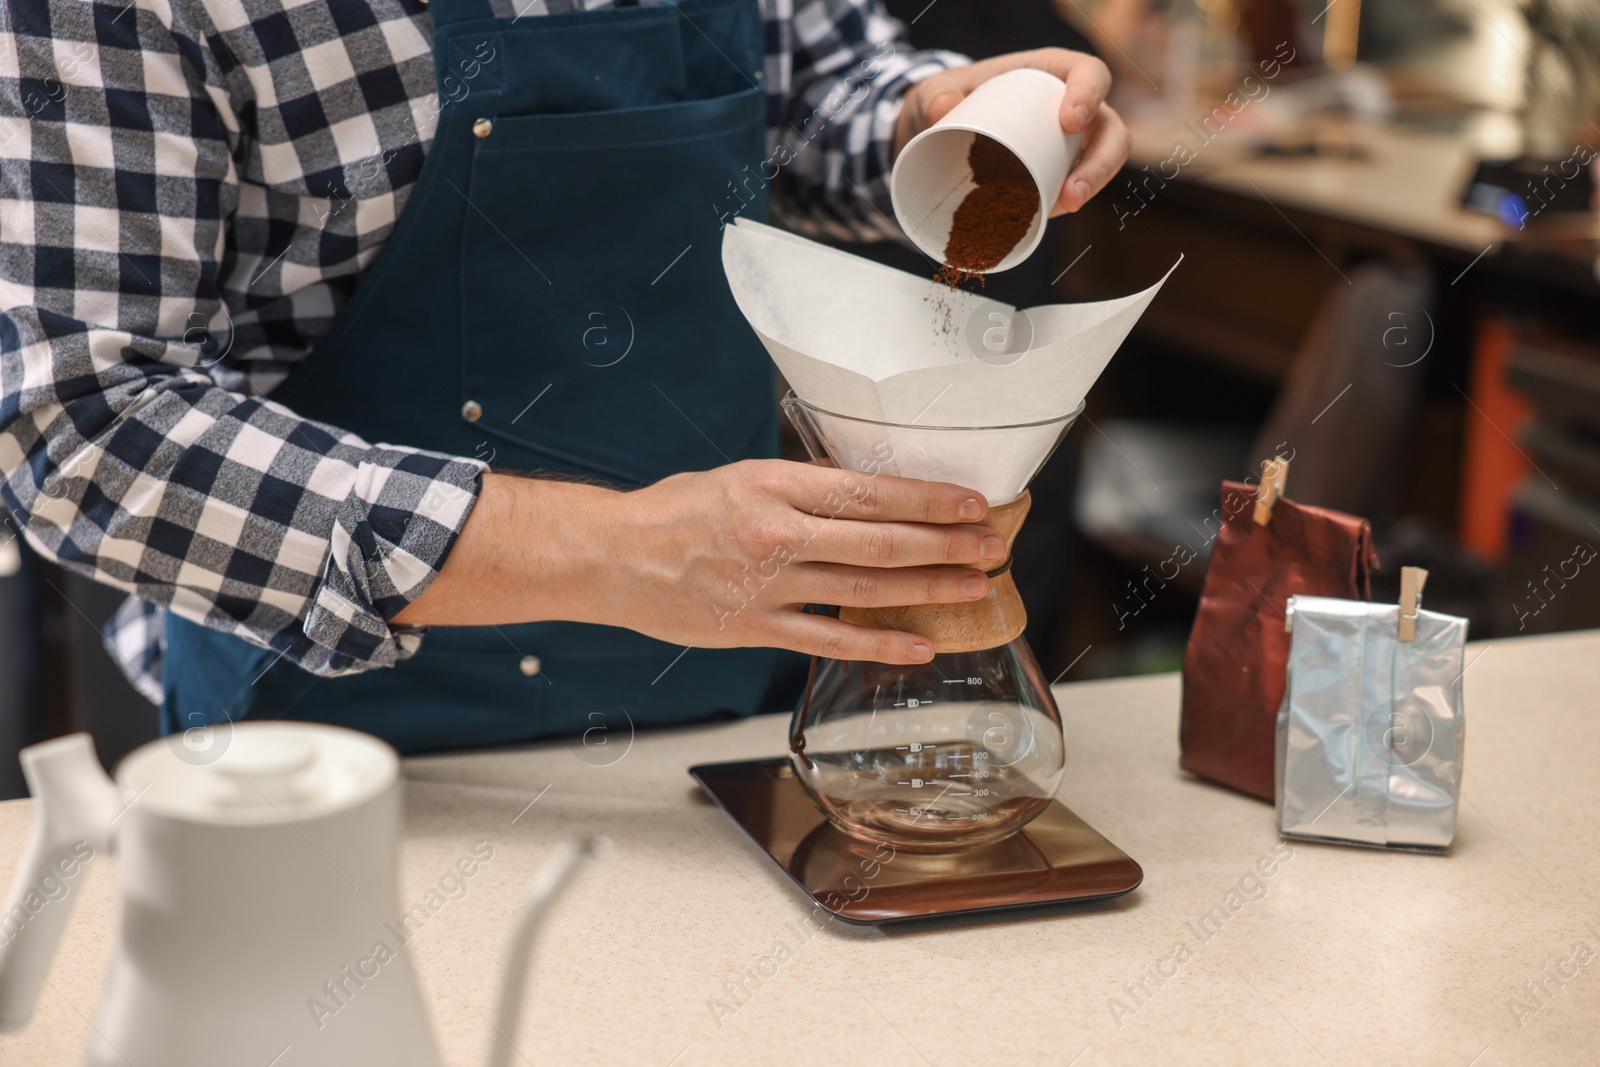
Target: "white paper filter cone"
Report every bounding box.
[721,219,1178,493]
[786,405,1075,506]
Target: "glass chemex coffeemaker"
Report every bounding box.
[692,219,1170,922]
[781,393,1079,853]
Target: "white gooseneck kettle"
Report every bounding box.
[0,722,602,1067]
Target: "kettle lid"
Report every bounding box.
[115,722,398,825]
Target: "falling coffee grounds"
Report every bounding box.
[937,134,1037,285]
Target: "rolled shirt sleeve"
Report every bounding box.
[306,444,482,669]
[0,318,487,676]
[0,0,483,681]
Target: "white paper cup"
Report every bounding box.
[890,68,1082,273]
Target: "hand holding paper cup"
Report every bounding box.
[891,68,1082,274]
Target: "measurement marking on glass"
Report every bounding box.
[910,783,957,823]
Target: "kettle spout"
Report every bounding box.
[483,837,610,1067]
[0,734,123,1031]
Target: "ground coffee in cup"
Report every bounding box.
[936,135,1038,285]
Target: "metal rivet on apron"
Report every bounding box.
[472,118,493,139]
[461,400,483,422]
[519,655,542,677]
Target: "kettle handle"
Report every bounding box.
[483,837,609,1067]
[0,734,122,1032]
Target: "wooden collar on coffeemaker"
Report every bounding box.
[837,490,1032,654]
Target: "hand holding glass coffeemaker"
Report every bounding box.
[717,72,1178,858]
[783,395,1078,851]
[691,76,1174,913]
[723,195,1176,858]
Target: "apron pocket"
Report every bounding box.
[459,87,774,486]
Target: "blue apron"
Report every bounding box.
[163,0,797,754]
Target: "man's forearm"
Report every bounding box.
[387,460,999,666]
[391,473,617,628]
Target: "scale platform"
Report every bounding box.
[689,757,1143,925]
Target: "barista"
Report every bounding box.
[0,0,1128,752]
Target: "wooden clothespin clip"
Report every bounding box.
[1253,456,1289,526]
[1398,566,1428,642]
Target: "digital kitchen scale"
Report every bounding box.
[689,757,1143,925]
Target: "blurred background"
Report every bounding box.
[5,0,1600,797]
[831,0,1600,681]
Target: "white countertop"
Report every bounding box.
[3,628,1598,1065]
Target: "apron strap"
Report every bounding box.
[431,0,498,27]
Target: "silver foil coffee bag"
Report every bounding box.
[1275,593,1468,851]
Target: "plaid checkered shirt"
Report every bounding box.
[0,0,964,703]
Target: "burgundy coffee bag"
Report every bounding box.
[1180,480,1378,800]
